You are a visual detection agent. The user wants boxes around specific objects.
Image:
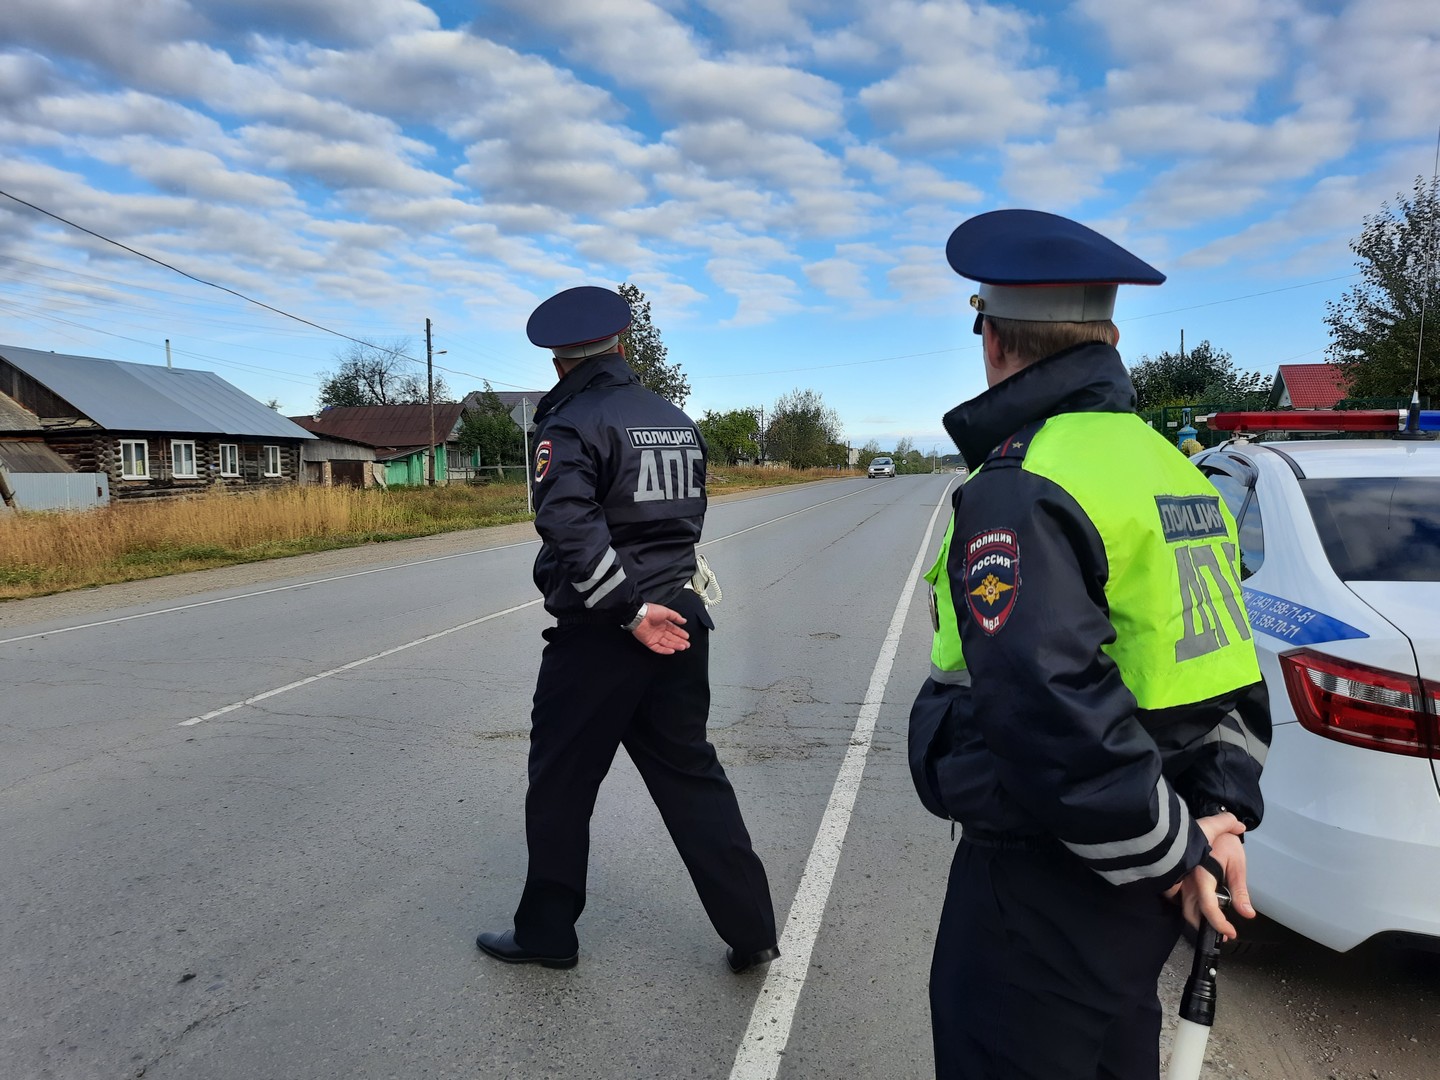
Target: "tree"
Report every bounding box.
[892,436,917,473]
[766,388,842,468]
[456,381,524,475]
[316,340,450,409]
[855,439,883,471]
[1128,340,1269,412]
[1325,175,1440,403]
[618,283,691,407]
[697,408,760,465]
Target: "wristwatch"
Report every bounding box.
[623,603,649,632]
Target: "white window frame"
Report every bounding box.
[263,445,282,477]
[171,439,197,479]
[120,439,149,480]
[219,443,240,477]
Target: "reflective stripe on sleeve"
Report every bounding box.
[1062,778,1173,861]
[1091,799,1192,886]
[1202,710,1269,767]
[572,549,617,594]
[929,666,972,686]
[583,566,627,609]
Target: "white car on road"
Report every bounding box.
[1193,412,1440,952]
[867,456,895,478]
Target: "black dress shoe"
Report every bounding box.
[476,929,578,969]
[726,944,780,974]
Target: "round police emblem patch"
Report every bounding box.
[964,527,1019,635]
[534,440,552,483]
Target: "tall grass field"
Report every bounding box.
[0,468,857,600]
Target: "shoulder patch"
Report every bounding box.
[964,527,1019,635]
[534,439,553,483]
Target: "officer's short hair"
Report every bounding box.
[982,315,1118,364]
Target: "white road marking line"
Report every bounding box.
[0,541,540,647]
[2,481,874,647]
[179,598,544,726]
[173,482,892,728]
[701,485,872,546]
[728,479,956,1080]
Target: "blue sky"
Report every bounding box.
[0,0,1436,454]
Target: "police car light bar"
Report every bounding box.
[1209,410,1440,434]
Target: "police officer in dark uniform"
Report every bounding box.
[909,212,1271,1078]
[476,285,779,974]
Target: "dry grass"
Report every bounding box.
[0,468,856,600]
[709,465,861,491]
[0,483,531,599]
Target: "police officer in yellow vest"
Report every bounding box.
[909,210,1271,1079]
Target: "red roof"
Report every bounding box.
[1275,363,1350,409]
[289,403,467,450]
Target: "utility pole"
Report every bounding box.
[426,319,435,485]
[424,322,446,484]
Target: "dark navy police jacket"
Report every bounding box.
[530,352,705,625]
[910,345,1270,893]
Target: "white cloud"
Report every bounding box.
[804,256,869,301]
[853,1,1059,150]
[0,51,55,105]
[1000,127,1124,208]
[1074,0,1292,114]
[84,139,298,207]
[844,145,982,206]
[492,0,844,137]
[1173,161,1423,272]
[239,124,453,195]
[201,0,439,44]
[707,257,805,325]
[1292,0,1440,140]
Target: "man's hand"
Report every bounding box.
[1166,812,1252,941]
[630,603,690,655]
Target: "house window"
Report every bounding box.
[219,443,239,477]
[263,445,282,477]
[171,440,197,478]
[120,439,149,479]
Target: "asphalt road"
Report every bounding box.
[3,476,1437,1080]
[1,477,960,1080]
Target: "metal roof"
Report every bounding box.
[0,393,40,432]
[0,344,315,440]
[290,403,467,449]
[0,439,72,473]
[1270,363,1351,409]
[461,389,546,412]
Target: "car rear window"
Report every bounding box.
[1301,477,1440,581]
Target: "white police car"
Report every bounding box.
[1192,409,1440,952]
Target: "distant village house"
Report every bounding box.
[0,344,315,508]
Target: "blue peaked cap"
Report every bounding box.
[527,286,633,353]
[946,210,1164,333]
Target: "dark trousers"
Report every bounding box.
[513,590,777,957]
[931,839,1184,1080]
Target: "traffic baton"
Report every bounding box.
[1165,882,1229,1080]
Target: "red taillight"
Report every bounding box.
[1280,649,1438,758]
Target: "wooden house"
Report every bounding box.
[291,403,468,486]
[0,344,315,501]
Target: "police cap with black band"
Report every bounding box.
[527,285,634,359]
[947,209,1166,334]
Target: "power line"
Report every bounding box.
[695,272,1360,380]
[0,187,548,393]
[0,187,412,355]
